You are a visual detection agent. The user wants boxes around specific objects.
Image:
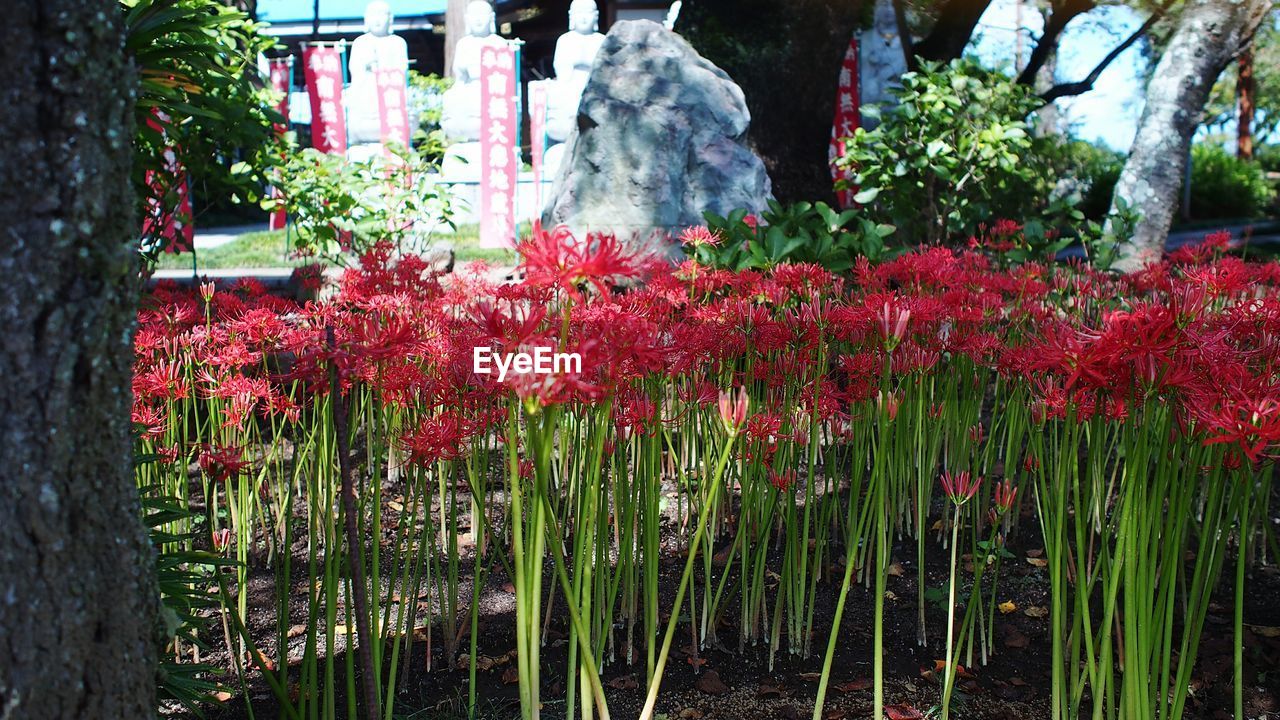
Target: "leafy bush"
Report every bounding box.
[262,145,454,264]
[1185,143,1275,220]
[124,0,283,258]
[1051,140,1124,222]
[408,71,451,166]
[692,201,896,272]
[837,58,1075,245]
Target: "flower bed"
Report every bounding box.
[135,226,1279,720]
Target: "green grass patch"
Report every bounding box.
[155,224,517,270]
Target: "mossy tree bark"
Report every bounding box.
[0,2,155,718]
[1108,0,1271,272]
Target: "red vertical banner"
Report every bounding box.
[829,36,860,208]
[480,43,518,249]
[530,82,548,210]
[376,68,411,151]
[303,46,347,154]
[268,58,291,231]
[142,111,194,253]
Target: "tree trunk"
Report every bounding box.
[0,3,155,719]
[1108,0,1270,272]
[1237,47,1255,159]
[444,0,469,78]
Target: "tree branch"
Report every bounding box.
[1016,0,1096,86]
[912,0,995,62]
[1039,0,1176,103]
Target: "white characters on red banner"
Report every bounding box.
[479,44,518,249]
[829,38,860,208]
[304,47,348,154]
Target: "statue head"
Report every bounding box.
[363,0,393,36]
[464,1,496,37]
[568,0,599,35]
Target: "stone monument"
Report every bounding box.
[441,1,512,179]
[531,0,606,174]
[543,20,772,258]
[345,0,409,157]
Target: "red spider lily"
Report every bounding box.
[198,444,251,483]
[211,528,233,554]
[878,301,911,350]
[992,480,1017,515]
[517,222,647,301]
[769,469,797,492]
[877,390,901,421]
[678,225,721,248]
[199,281,215,304]
[402,413,468,465]
[718,386,750,436]
[132,405,167,440]
[940,471,982,506]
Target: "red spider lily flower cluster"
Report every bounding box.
[132,227,1280,495]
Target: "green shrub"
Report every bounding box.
[1053,140,1123,222]
[1185,143,1275,220]
[692,201,896,272]
[837,58,1075,245]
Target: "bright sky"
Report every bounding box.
[970,0,1149,151]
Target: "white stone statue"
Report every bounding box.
[532,0,605,177]
[663,1,683,31]
[440,1,509,143]
[346,1,409,148]
[553,0,605,95]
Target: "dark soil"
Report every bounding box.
[179,477,1280,720]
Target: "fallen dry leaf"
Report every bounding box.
[887,562,905,577]
[1026,548,1044,558]
[885,704,923,720]
[799,672,823,682]
[502,666,519,685]
[608,675,638,690]
[1023,605,1049,618]
[679,709,703,719]
[998,600,1017,614]
[695,669,730,695]
[1026,557,1048,568]
[756,680,787,698]
[1250,625,1280,638]
[836,677,872,692]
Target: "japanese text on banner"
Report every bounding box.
[303,47,347,154]
[479,43,518,249]
[829,36,860,208]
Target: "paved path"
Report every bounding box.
[194,223,269,250]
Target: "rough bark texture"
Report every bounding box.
[0,3,155,719]
[1108,0,1270,272]
[444,0,469,78]
[1237,47,1255,159]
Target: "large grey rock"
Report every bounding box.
[542,20,771,256]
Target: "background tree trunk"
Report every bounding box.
[1237,47,1255,159]
[0,2,155,719]
[1108,0,1270,271]
[444,0,469,78]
